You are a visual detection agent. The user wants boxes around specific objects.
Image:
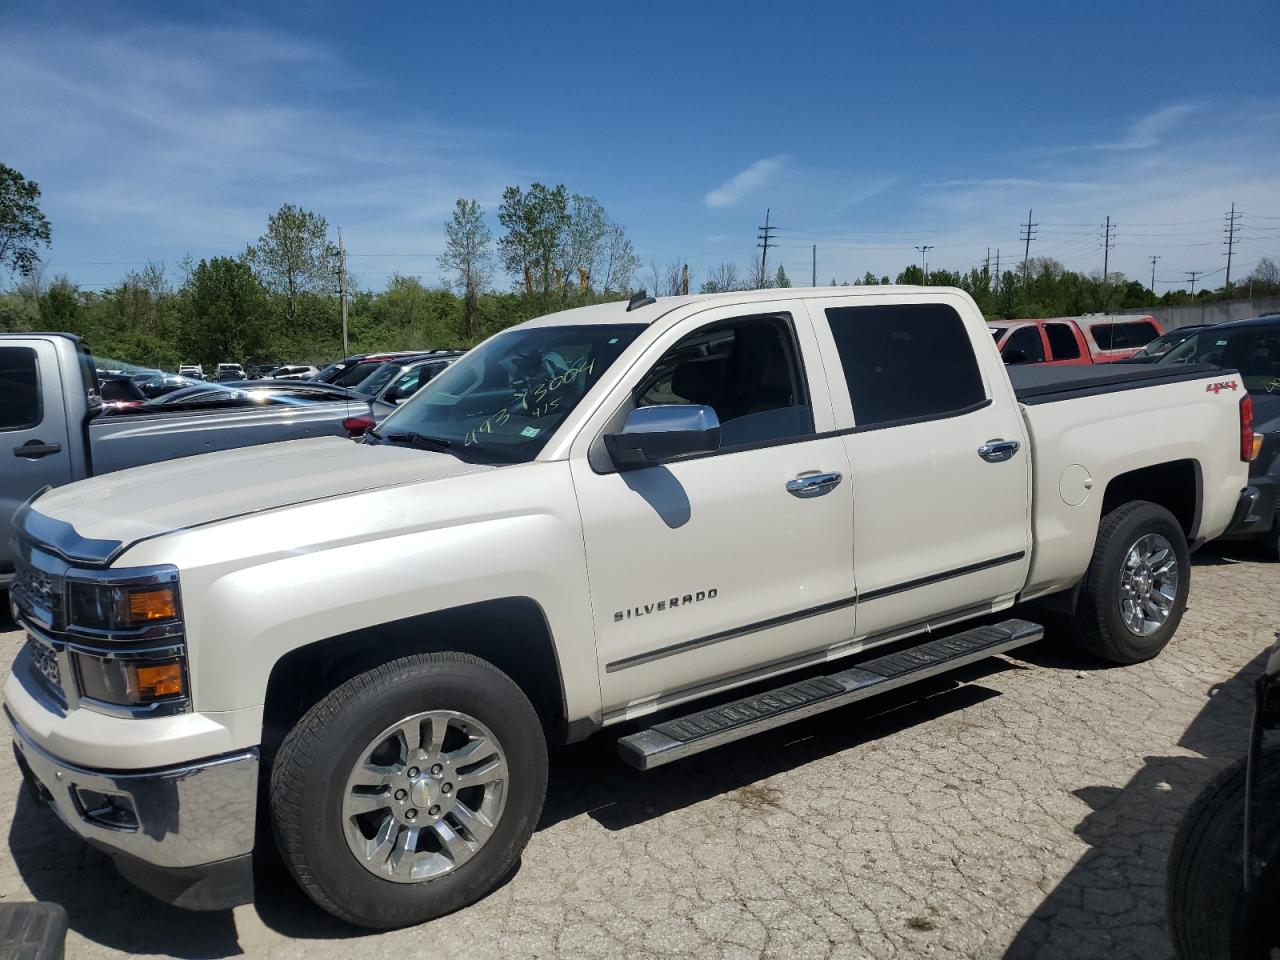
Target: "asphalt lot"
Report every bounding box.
[1,542,1276,960]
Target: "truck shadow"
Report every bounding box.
[1000,645,1269,959]
[6,791,244,958]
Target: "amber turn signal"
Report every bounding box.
[1250,433,1264,462]
[127,587,177,623]
[133,662,185,700]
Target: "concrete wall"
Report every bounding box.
[1116,297,1280,330]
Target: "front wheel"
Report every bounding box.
[1071,500,1190,664]
[269,652,548,928]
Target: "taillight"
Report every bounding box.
[1241,394,1261,461]
[343,413,375,438]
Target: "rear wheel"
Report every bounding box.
[270,652,548,928]
[1071,500,1189,664]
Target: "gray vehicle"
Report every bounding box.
[369,354,462,421]
[0,333,375,582]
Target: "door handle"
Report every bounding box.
[978,439,1020,463]
[13,440,62,459]
[786,471,843,498]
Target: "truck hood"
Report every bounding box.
[22,437,492,564]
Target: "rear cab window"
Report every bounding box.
[823,303,988,429]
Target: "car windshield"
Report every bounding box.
[375,323,643,464]
[1159,326,1280,392]
[989,327,1005,340]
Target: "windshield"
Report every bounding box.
[376,323,643,463]
[1159,326,1280,392]
[989,327,1006,340]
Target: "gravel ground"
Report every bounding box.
[1,542,1276,960]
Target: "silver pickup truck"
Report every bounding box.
[0,333,374,581]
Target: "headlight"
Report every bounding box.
[67,581,180,632]
[74,653,187,706]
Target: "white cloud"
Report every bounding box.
[1093,102,1201,151]
[704,156,786,208]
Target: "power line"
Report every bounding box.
[1148,255,1160,293]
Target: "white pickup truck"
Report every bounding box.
[5,287,1256,928]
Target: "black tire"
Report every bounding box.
[1071,500,1190,664]
[269,652,548,929]
[1167,747,1280,960]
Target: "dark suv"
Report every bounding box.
[1159,315,1280,557]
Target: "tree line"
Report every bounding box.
[2,162,1278,371]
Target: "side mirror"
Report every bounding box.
[1003,348,1028,365]
[604,404,720,471]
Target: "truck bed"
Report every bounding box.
[1007,361,1223,405]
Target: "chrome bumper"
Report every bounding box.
[9,710,258,907]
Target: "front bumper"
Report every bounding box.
[8,710,258,910]
[1223,479,1278,539]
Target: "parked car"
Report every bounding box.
[132,373,202,399]
[177,363,205,380]
[988,318,1094,366]
[268,364,320,381]
[1166,637,1280,958]
[215,363,247,382]
[1157,314,1280,556]
[248,363,282,379]
[4,286,1252,926]
[369,353,464,420]
[1116,325,1212,364]
[314,351,448,386]
[0,333,377,580]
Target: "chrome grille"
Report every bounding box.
[25,634,62,695]
[11,554,61,626]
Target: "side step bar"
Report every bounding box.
[617,618,1043,770]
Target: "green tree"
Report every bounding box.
[438,198,493,341]
[181,257,270,367]
[245,204,335,323]
[497,183,570,297]
[774,264,791,288]
[0,164,51,278]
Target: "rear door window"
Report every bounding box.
[1045,323,1081,360]
[0,347,41,430]
[824,303,987,428]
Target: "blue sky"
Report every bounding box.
[3,0,1279,294]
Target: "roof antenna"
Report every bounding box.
[626,289,656,312]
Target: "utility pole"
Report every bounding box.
[680,263,689,295]
[914,244,934,284]
[1186,270,1202,295]
[335,226,349,356]
[985,247,990,279]
[1148,255,1160,294]
[1101,216,1115,278]
[756,208,777,288]
[994,248,1001,295]
[812,244,817,287]
[1020,209,1037,283]
[1224,202,1241,294]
